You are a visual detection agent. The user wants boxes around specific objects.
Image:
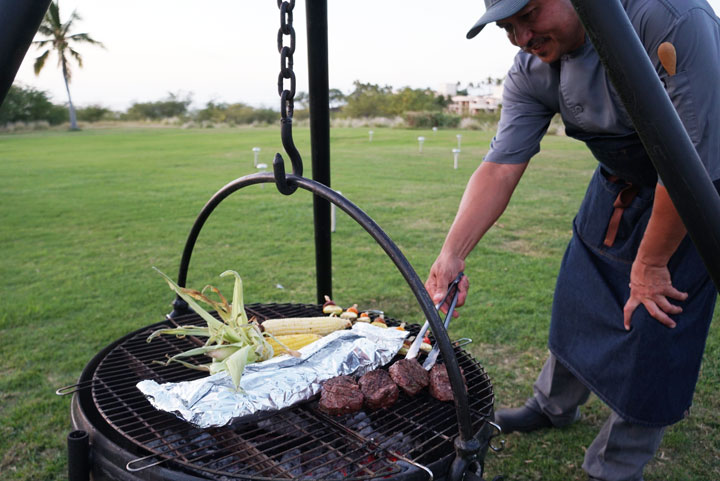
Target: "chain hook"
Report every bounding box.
[273,153,297,195]
[273,0,303,196]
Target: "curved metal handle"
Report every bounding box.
[171,167,476,443]
[126,453,167,472]
[486,420,505,453]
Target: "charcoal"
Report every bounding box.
[358,369,399,410]
[388,358,429,396]
[318,375,364,415]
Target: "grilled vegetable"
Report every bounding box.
[265,334,321,357]
[340,304,359,321]
[397,336,431,355]
[370,318,387,328]
[146,268,273,391]
[322,295,343,315]
[261,316,351,336]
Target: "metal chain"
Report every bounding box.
[273,0,302,194]
[277,0,296,120]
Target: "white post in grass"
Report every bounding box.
[418,136,425,153]
[331,191,341,232]
[256,162,268,188]
[432,126,438,135]
[456,134,462,150]
[369,130,374,142]
[252,147,261,167]
[452,148,461,169]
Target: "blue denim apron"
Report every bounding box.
[548,132,718,426]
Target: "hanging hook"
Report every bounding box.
[273,90,303,195]
[273,0,303,198]
[280,112,303,177]
[273,152,298,195]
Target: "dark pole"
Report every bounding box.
[0,0,51,105]
[305,0,333,304]
[570,0,720,291]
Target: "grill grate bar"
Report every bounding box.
[88,304,494,479]
[129,410,399,479]
[218,430,336,472]
[152,427,296,479]
[252,436,380,478]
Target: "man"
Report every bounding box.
[425,0,720,479]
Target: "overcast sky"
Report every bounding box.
[12,0,720,111]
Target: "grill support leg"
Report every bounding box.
[67,430,91,481]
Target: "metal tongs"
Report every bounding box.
[404,272,464,370]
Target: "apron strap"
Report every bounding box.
[603,176,641,247]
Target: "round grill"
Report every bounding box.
[74,303,494,480]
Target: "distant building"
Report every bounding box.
[441,82,504,115]
[446,94,500,115]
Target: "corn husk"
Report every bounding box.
[147,268,273,390]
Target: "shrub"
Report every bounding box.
[77,105,115,122]
[195,102,278,125]
[404,111,461,129]
[0,84,67,125]
[124,92,192,121]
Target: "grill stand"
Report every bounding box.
[168,162,498,480]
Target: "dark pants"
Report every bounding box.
[529,354,665,481]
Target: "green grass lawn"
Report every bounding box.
[1,126,718,480]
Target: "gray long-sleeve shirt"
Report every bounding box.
[485,0,720,182]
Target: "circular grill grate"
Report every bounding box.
[88,303,494,480]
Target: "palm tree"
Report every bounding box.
[32,1,103,130]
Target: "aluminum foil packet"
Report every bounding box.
[137,322,408,428]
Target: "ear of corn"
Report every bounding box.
[148,267,272,391]
[265,334,322,357]
[261,317,351,336]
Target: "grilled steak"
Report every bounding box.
[388,358,429,396]
[318,375,364,415]
[358,369,399,410]
[428,363,464,402]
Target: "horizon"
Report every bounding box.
[12,0,720,112]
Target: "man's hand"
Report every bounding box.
[623,259,688,330]
[426,254,469,317]
[623,185,688,330]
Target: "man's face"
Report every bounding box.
[496,0,585,63]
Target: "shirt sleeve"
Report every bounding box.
[637,4,720,182]
[483,55,555,165]
[663,8,720,181]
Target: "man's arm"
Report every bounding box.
[426,161,528,313]
[623,184,689,329]
[621,6,720,328]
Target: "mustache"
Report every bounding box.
[521,37,546,53]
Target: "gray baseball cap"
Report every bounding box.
[466,0,531,39]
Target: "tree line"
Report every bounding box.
[1,81,491,129]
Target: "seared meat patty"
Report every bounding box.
[388,358,429,396]
[428,363,465,402]
[358,369,399,410]
[319,375,364,415]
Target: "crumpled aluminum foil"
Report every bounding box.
[137,322,408,428]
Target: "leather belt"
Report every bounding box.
[603,175,640,247]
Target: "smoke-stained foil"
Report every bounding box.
[137,323,408,427]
